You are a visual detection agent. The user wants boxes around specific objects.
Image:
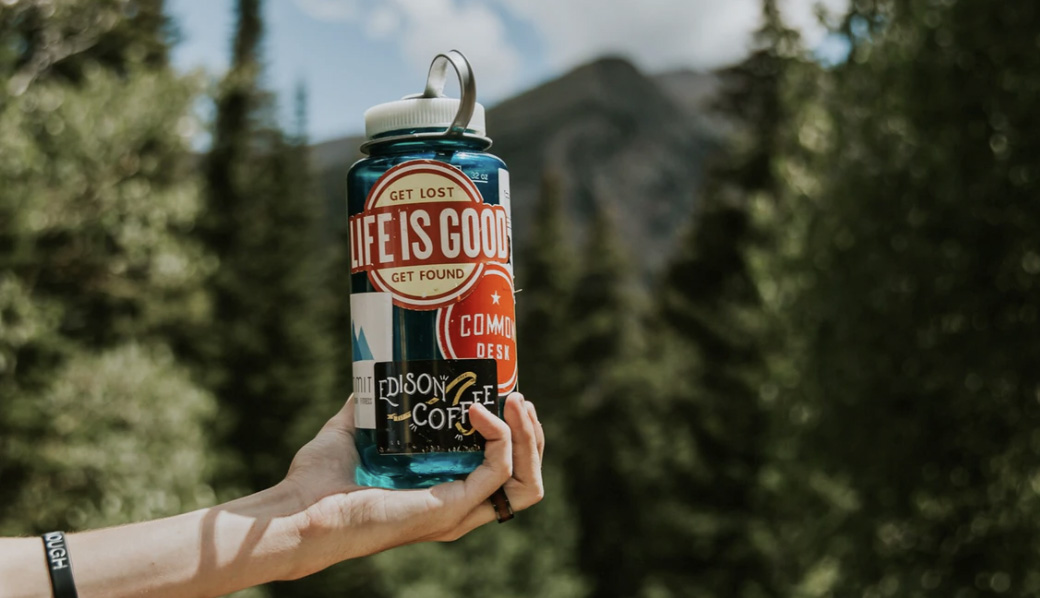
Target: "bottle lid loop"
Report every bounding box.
[361,50,492,154]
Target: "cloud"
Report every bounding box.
[385,1,521,99]
[365,6,401,38]
[291,0,847,105]
[293,0,359,21]
[292,0,522,100]
[494,0,849,72]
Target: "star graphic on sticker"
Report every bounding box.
[490,291,501,305]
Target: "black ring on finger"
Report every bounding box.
[489,486,514,523]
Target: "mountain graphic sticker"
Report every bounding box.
[352,322,375,361]
[350,291,394,430]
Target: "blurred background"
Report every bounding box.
[2,0,1039,596]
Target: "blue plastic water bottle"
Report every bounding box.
[347,51,517,489]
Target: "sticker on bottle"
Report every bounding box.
[498,168,513,277]
[374,359,498,454]
[349,160,510,311]
[351,292,393,429]
[436,263,517,394]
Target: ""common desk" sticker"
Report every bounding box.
[437,263,518,394]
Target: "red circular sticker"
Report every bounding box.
[436,263,518,394]
[349,160,511,311]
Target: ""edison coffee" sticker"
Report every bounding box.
[374,359,498,454]
[349,160,510,311]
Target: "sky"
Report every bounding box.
[167,0,849,143]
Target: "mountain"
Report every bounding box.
[653,68,729,137]
[653,68,720,118]
[312,56,721,273]
[311,134,364,237]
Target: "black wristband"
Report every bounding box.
[41,532,79,598]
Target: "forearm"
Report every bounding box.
[0,394,544,597]
[0,483,306,598]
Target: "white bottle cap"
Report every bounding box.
[364,97,487,140]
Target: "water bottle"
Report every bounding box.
[347,50,517,489]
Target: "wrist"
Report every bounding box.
[191,481,313,589]
[282,491,352,580]
[286,489,402,580]
[248,482,312,583]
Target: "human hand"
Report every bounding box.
[0,394,543,598]
[280,392,545,579]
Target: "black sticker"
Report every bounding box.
[375,359,498,454]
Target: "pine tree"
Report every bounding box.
[196,3,389,595]
[0,0,217,536]
[648,1,801,595]
[560,201,647,598]
[1,344,217,535]
[268,79,390,598]
[369,474,585,598]
[777,0,1040,594]
[199,0,335,495]
[709,0,800,194]
[652,191,776,598]
[517,169,577,423]
[1,0,208,352]
[568,202,636,380]
[326,228,354,408]
[1,0,174,98]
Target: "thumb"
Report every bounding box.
[321,394,357,437]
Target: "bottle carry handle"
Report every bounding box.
[360,50,492,154]
[420,50,477,134]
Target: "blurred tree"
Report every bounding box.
[197,2,384,596]
[1,344,216,535]
[517,169,577,425]
[653,196,775,598]
[317,79,355,428]
[0,0,217,546]
[512,171,586,598]
[559,200,648,598]
[324,228,353,413]
[370,464,585,598]
[566,202,638,389]
[1,0,172,95]
[199,0,334,494]
[777,0,1040,595]
[0,0,208,355]
[645,2,801,596]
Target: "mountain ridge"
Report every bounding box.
[313,56,721,273]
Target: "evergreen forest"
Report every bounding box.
[3,0,1040,596]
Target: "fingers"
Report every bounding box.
[460,402,513,503]
[445,500,501,539]
[526,401,545,461]
[420,402,512,541]
[416,396,546,542]
[439,395,544,539]
[505,393,540,488]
